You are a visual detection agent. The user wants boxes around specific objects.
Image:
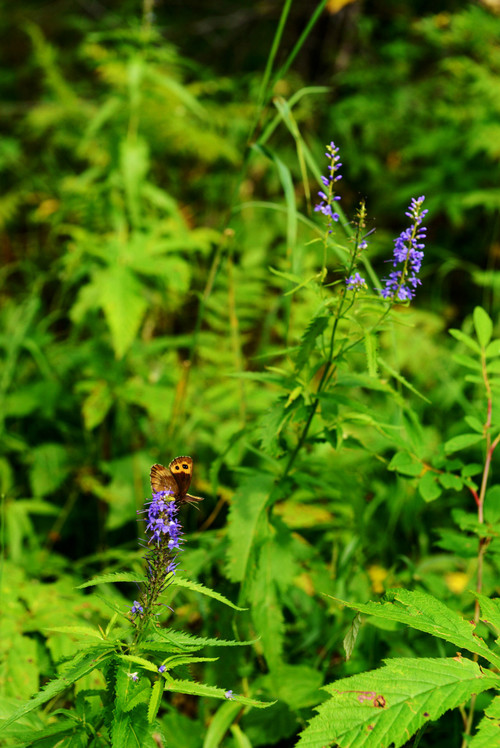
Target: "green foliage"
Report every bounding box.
[2,1,500,746]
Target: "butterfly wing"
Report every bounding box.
[150,464,178,497]
[168,456,193,500]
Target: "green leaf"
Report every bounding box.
[148,679,164,724]
[438,472,463,491]
[476,595,500,638]
[449,328,482,355]
[162,678,274,708]
[0,647,113,731]
[172,576,246,611]
[81,380,113,430]
[453,353,482,371]
[226,473,275,583]
[364,331,378,377]
[146,629,256,652]
[474,307,493,348]
[343,614,361,662]
[29,442,70,497]
[444,433,483,453]
[203,701,242,748]
[294,315,329,374]
[78,571,145,589]
[470,694,500,747]
[329,588,500,668]
[486,339,500,358]
[465,415,485,434]
[434,529,478,558]
[418,471,442,503]
[251,542,286,670]
[388,452,422,477]
[297,657,500,748]
[90,266,147,359]
[378,358,431,403]
[251,143,297,249]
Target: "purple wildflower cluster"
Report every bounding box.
[346,272,367,292]
[146,490,183,551]
[314,141,342,233]
[380,196,427,301]
[130,489,183,619]
[315,141,428,301]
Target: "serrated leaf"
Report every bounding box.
[444,433,483,454]
[476,595,500,637]
[163,677,274,707]
[172,576,246,611]
[118,654,158,673]
[297,657,499,748]
[474,307,493,348]
[0,647,113,731]
[329,588,500,668]
[46,625,104,640]
[145,629,256,652]
[294,315,329,373]
[78,571,145,589]
[148,679,164,724]
[469,694,500,747]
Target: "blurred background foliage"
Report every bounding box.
[1,0,500,745]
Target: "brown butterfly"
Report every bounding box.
[150,456,204,505]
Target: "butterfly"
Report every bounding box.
[150,456,204,505]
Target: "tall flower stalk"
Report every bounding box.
[380,195,427,301]
[131,487,183,644]
[315,141,343,280]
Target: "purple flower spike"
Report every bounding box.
[380,196,428,302]
[315,141,342,234]
[130,479,186,620]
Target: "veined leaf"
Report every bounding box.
[148,679,164,724]
[162,678,274,708]
[297,657,499,748]
[147,628,257,652]
[469,694,500,747]
[329,588,500,668]
[171,576,246,611]
[78,571,145,588]
[295,315,329,374]
[0,647,113,731]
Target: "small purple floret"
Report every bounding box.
[346,272,367,291]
